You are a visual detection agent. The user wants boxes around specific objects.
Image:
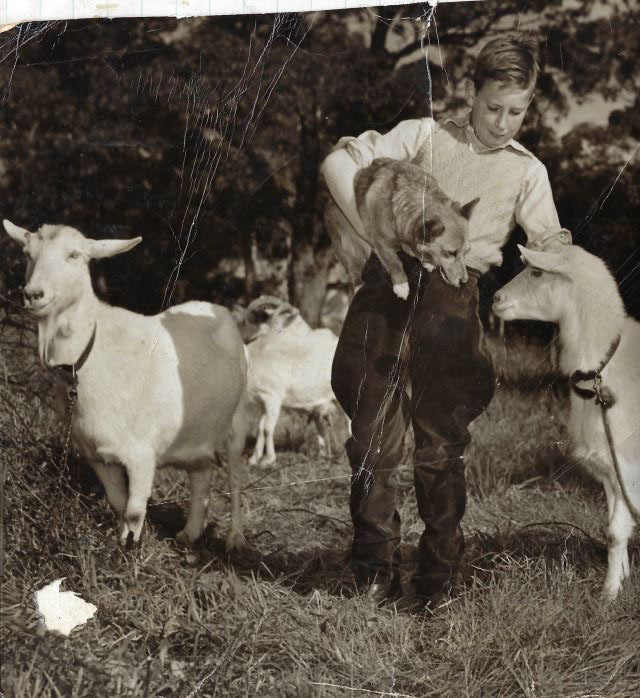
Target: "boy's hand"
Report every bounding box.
[393,281,410,300]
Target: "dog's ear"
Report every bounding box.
[424,216,445,237]
[458,197,480,220]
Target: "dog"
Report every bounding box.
[353,157,478,299]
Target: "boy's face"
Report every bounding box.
[467,79,534,148]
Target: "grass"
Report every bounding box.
[1,317,639,697]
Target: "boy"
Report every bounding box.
[321,36,571,608]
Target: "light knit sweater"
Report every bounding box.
[323,116,571,273]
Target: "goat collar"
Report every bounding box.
[569,334,621,407]
[55,324,97,384]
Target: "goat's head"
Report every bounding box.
[241,295,304,342]
[492,245,573,323]
[3,220,141,318]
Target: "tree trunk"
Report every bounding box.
[290,243,334,327]
[243,228,257,303]
[289,106,332,326]
[371,6,396,56]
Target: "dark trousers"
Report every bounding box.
[331,253,495,597]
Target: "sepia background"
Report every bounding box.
[1,2,639,696]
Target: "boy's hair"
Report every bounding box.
[473,35,540,92]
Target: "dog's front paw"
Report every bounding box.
[393,282,409,300]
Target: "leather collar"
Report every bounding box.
[55,324,97,384]
[569,335,621,405]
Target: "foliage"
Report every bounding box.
[0,1,638,320]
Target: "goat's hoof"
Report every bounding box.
[185,550,202,566]
[248,455,259,466]
[225,531,245,552]
[122,528,143,551]
[259,455,276,466]
[600,585,620,603]
[176,528,199,547]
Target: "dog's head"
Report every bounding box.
[402,197,478,287]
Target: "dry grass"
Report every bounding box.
[1,318,639,697]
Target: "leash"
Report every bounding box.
[55,325,97,472]
[597,394,640,521]
[60,376,78,473]
[569,335,640,521]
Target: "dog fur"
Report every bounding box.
[353,157,478,299]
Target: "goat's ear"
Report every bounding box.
[518,245,571,276]
[87,237,143,259]
[458,197,480,220]
[3,219,30,246]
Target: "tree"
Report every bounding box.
[0,2,637,322]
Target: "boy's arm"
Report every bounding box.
[320,118,433,240]
[516,160,572,251]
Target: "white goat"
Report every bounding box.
[320,287,352,337]
[493,244,639,598]
[5,220,247,550]
[240,296,339,465]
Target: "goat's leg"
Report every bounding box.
[602,482,634,599]
[225,398,248,551]
[121,455,155,546]
[249,413,266,465]
[312,409,332,457]
[603,477,617,525]
[260,399,282,466]
[90,461,128,536]
[177,464,213,546]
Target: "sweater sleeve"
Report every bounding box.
[320,118,433,239]
[516,160,572,251]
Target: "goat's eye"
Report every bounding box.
[531,268,543,278]
[446,250,457,258]
[67,250,81,260]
